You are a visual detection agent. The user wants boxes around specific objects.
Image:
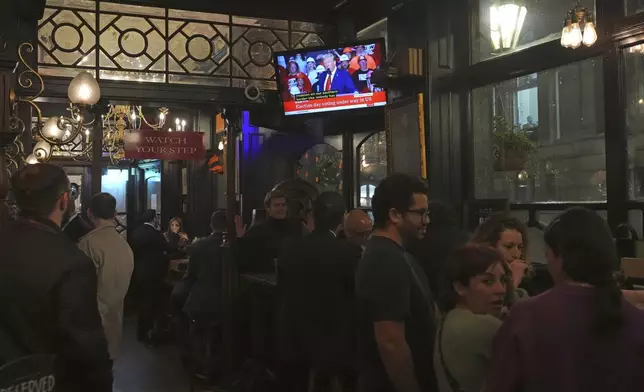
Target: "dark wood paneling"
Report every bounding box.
[160,160,181,231]
[187,154,216,238]
[40,77,281,108]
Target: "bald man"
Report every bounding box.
[343,209,373,249]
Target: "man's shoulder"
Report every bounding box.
[362,237,405,262]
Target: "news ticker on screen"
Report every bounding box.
[283,91,387,116]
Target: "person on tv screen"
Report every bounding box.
[282,58,311,101]
[306,57,319,85]
[312,65,326,93]
[296,74,311,95]
[352,56,375,93]
[339,54,351,71]
[320,53,358,95]
[349,45,377,72]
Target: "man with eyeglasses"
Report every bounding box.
[0,164,112,391]
[356,173,437,392]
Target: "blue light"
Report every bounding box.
[241,110,259,158]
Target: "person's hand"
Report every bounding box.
[179,232,189,241]
[509,260,530,287]
[235,215,247,238]
[499,306,510,319]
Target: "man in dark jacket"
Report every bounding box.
[278,192,362,392]
[0,163,112,391]
[175,210,227,376]
[183,210,227,315]
[236,190,302,273]
[129,209,169,344]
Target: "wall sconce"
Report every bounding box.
[4,43,99,169]
[490,0,527,52]
[561,1,597,49]
[218,134,227,151]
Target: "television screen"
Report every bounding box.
[274,39,387,116]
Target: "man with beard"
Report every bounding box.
[355,173,436,392]
[0,164,112,391]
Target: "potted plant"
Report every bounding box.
[492,116,537,171]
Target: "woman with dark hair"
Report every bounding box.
[434,245,507,392]
[164,217,189,257]
[485,208,644,392]
[471,213,530,302]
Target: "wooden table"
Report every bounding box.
[239,273,279,366]
[169,258,189,273]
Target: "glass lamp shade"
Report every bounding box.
[560,26,571,48]
[218,141,224,150]
[490,3,528,51]
[582,22,598,47]
[42,117,64,140]
[33,140,52,160]
[67,71,101,105]
[25,154,38,165]
[569,23,583,49]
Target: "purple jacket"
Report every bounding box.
[486,283,644,392]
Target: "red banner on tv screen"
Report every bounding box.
[124,130,205,160]
[283,91,387,115]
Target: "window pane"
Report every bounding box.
[625,0,644,15]
[474,0,590,63]
[625,48,644,200]
[296,142,343,193]
[472,57,606,202]
[357,18,387,52]
[357,131,387,207]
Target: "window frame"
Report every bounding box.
[430,0,633,232]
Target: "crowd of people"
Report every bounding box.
[277,43,384,101]
[2,163,644,392]
[230,174,644,392]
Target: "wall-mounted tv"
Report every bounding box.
[274,38,387,116]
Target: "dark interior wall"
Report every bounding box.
[187,154,219,238]
[241,122,324,223]
[160,161,182,232]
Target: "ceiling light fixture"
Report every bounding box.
[561,1,597,49]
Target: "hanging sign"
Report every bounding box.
[124,130,205,160]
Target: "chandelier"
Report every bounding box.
[490,0,528,52]
[102,105,169,164]
[4,43,101,172]
[560,1,597,49]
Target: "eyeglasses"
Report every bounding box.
[406,208,430,221]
